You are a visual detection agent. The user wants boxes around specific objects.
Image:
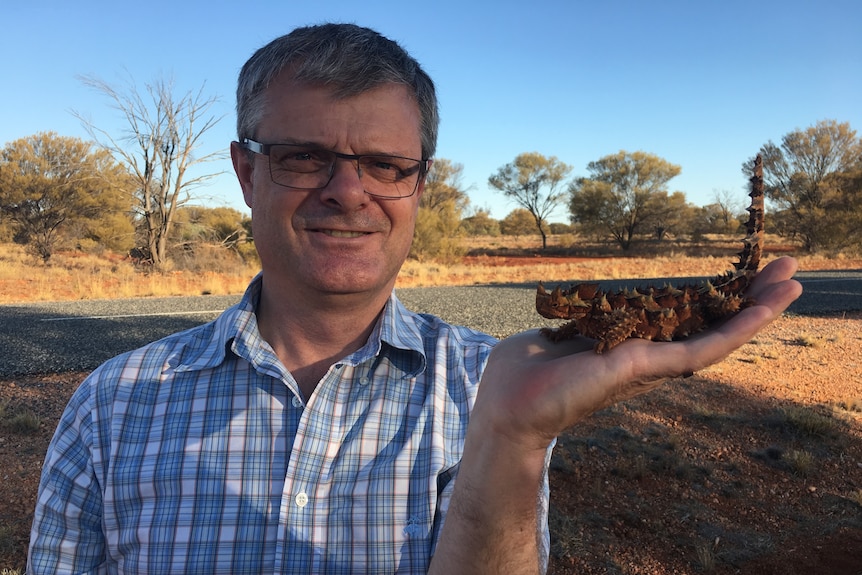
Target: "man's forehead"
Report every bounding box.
[257,77,422,151]
[268,71,415,104]
[262,76,419,120]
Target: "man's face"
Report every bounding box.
[232,76,426,299]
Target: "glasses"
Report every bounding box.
[241,139,429,199]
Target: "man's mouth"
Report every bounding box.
[319,229,367,238]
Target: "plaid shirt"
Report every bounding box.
[29,275,551,574]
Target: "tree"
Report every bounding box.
[410,158,470,261]
[548,222,575,235]
[488,152,571,249]
[647,191,692,240]
[499,208,538,236]
[76,75,226,266]
[826,166,862,245]
[174,206,250,249]
[748,120,862,252]
[410,200,465,262]
[691,203,742,240]
[568,150,682,250]
[0,132,133,261]
[168,205,256,271]
[460,208,500,237]
[421,159,470,214]
[710,189,745,234]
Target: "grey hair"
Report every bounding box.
[236,23,438,160]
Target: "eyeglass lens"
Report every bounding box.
[267,144,423,198]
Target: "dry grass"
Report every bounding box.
[0,404,41,435]
[780,405,842,438]
[398,253,781,287]
[0,244,259,303]
[2,237,861,303]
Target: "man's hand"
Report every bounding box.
[430,257,802,575]
[473,256,804,451]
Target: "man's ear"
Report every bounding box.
[230,141,255,209]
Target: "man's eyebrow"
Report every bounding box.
[264,136,420,158]
[270,138,323,147]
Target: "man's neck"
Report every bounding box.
[255,279,393,399]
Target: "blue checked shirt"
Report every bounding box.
[29,275,551,574]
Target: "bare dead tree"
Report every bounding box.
[711,188,744,232]
[75,75,226,266]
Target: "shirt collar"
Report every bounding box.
[171,273,264,373]
[343,291,427,377]
[174,274,426,377]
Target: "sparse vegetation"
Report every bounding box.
[1,410,41,435]
[827,331,845,345]
[780,406,841,438]
[0,243,259,303]
[784,449,815,477]
[548,505,586,561]
[1,403,41,434]
[694,540,717,572]
[793,333,823,348]
[4,235,860,304]
[835,397,862,413]
[614,453,649,480]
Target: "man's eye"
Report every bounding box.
[364,157,408,175]
[284,150,324,162]
[371,160,397,171]
[273,148,330,168]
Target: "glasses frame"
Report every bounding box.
[241,138,429,199]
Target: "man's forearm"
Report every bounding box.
[429,423,550,575]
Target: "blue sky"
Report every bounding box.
[3,0,860,222]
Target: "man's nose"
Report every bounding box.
[319,157,368,208]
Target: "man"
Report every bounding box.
[28,23,802,574]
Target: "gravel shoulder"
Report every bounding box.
[2,270,859,377]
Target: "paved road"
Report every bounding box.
[1,270,859,377]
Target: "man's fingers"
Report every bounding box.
[747,257,801,301]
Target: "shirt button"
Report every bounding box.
[291,396,302,408]
[295,492,309,508]
[359,376,370,386]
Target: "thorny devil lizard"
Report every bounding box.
[536,154,765,353]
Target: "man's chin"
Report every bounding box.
[310,268,396,297]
